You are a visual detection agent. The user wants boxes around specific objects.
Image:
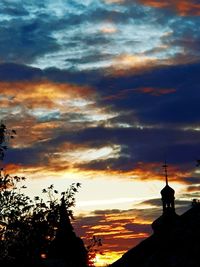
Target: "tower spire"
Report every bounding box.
[163,161,168,186]
[152,162,178,233]
[160,162,175,213]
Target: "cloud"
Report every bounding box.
[0,77,114,142]
[73,207,154,264]
[0,0,199,71]
[97,62,200,125]
[0,62,199,185]
[110,54,158,74]
[140,198,191,207]
[184,177,200,185]
[106,0,200,16]
[0,17,60,64]
[103,87,176,100]
[136,87,176,96]
[73,195,191,263]
[0,82,94,116]
[139,0,200,16]
[186,185,200,192]
[100,24,118,34]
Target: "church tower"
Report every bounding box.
[160,163,175,213]
[152,162,179,233]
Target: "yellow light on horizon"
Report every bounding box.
[95,251,123,267]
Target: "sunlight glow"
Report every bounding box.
[77,197,143,207]
[58,145,121,164]
[95,251,123,267]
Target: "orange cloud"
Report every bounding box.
[139,0,200,16]
[187,185,200,192]
[105,53,168,76]
[1,161,192,190]
[140,0,168,8]
[107,53,200,77]
[0,80,116,148]
[112,54,157,70]
[0,80,94,110]
[137,87,176,96]
[103,87,176,101]
[3,163,23,174]
[127,162,192,183]
[105,0,200,16]
[78,162,190,185]
[104,0,124,3]
[73,209,152,265]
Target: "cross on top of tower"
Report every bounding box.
[162,161,168,186]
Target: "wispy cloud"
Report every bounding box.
[0,0,199,70]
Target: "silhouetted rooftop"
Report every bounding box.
[110,203,200,267]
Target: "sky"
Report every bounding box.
[0,0,200,266]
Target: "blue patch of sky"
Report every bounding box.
[1,106,22,118]
[29,108,60,121]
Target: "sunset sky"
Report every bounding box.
[1,0,200,266]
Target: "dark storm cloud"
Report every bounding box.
[0,63,43,81]
[4,144,51,166]
[97,62,200,125]
[0,63,101,86]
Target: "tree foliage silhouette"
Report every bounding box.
[0,122,87,267]
[86,235,102,267]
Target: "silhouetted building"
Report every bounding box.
[152,163,179,233]
[161,163,175,212]
[110,164,200,267]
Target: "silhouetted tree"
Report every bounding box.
[0,122,16,163]
[47,184,88,267]
[86,236,102,267]
[0,180,84,266]
[0,122,87,267]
